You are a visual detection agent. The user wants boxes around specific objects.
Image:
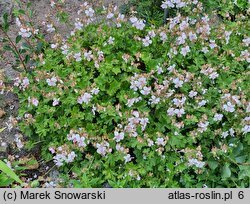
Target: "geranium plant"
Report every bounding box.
[1,0,249,187]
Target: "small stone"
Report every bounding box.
[0,146,7,152]
[0,109,6,118]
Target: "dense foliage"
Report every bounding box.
[1,0,249,187]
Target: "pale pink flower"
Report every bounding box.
[77,93,92,104]
[180,45,190,56]
[114,131,125,142]
[173,77,184,88]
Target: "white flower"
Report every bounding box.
[14,134,23,149]
[85,7,95,17]
[148,30,156,38]
[198,100,207,107]
[201,47,209,53]
[78,137,87,147]
[242,37,250,46]
[135,20,146,30]
[140,118,149,131]
[61,44,68,55]
[46,24,55,33]
[172,97,186,107]
[180,45,190,56]
[159,32,167,42]
[242,125,250,135]
[209,40,217,49]
[73,52,82,62]
[161,0,175,8]
[188,158,205,168]
[52,98,60,106]
[114,131,125,142]
[246,102,250,112]
[149,95,160,105]
[142,36,152,47]
[189,90,197,98]
[221,131,229,138]
[124,154,132,163]
[176,33,186,45]
[188,31,197,41]
[232,95,240,105]
[229,128,235,136]
[198,121,209,132]
[49,147,55,154]
[75,21,83,30]
[22,77,30,89]
[31,98,39,106]
[116,144,124,152]
[179,20,189,31]
[51,43,58,49]
[155,64,163,74]
[91,88,100,95]
[16,17,21,27]
[50,1,56,7]
[209,72,219,79]
[45,181,57,188]
[97,143,107,156]
[173,77,184,88]
[129,17,138,23]
[130,17,145,30]
[243,116,250,122]
[18,28,32,38]
[147,139,154,147]
[213,113,223,121]
[107,12,114,19]
[224,31,232,44]
[223,102,235,112]
[53,153,66,167]
[66,151,76,163]
[46,77,57,86]
[155,138,166,146]
[140,86,151,95]
[77,93,92,104]
[84,51,93,61]
[174,108,185,117]
[107,36,115,45]
[167,107,175,116]
[167,64,176,73]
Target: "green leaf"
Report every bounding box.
[36,42,44,52]
[107,80,120,96]
[25,55,30,64]
[238,165,250,180]
[233,142,243,157]
[0,160,23,184]
[16,35,22,44]
[2,13,9,31]
[31,180,40,188]
[0,173,14,187]
[235,155,247,163]
[221,164,231,179]
[3,13,8,24]
[208,160,219,170]
[27,2,32,8]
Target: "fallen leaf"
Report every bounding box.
[19,155,39,170]
[0,109,6,118]
[0,127,6,133]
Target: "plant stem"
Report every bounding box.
[1,27,27,71]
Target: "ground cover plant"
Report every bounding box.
[0,0,249,187]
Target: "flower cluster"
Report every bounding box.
[13,0,250,187]
[51,145,77,167]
